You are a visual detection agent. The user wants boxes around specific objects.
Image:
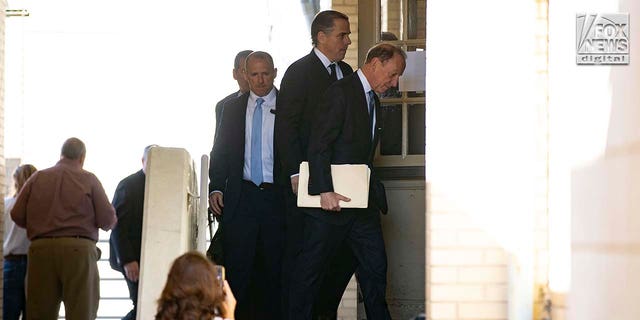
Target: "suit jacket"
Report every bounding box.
[209,91,285,222]
[209,92,241,193]
[306,72,388,224]
[214,91,240,141]
[109,169,145,272]
[276,50,354,179]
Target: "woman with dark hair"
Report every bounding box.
[3,164,37,320]
[156,251,236,320]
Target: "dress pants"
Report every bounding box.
[281,191,358,320]
[122,274,138,320]
[26,237,100,320]
[223,181,285,320]
[289,209,391,320]
[3,256,28,320]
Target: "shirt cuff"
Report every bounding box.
[290,173,300,179]
[209,190,223,196]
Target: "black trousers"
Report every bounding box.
[223,181,286,320]
[122,274,138,320]
[281,191,358,320]
[289,209,391,320]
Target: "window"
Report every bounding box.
[362,0,426,175]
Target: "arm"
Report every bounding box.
[92,175,117,231]
[209,99,236,213]
[307,85,346,194]
[112,180,137,267]
[276,65,308,179]
[209,98,233,193]
[10,175,35,228]
[214,99,225,140]
[308,85,351,211]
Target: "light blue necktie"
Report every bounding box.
[251,98,264,186]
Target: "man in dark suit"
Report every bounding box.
[214,49,253,139]
[109,144,157,320]
[275,10,358,319]
[209,51,286,320]
[208,49,253,265]
[288,43,406,320]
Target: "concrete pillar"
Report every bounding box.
[548,1,640,319]
[137,147,200,319]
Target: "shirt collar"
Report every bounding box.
[356,69,373,94]
[57,158,83,170]
[313,47,335,70]
[248,87,277,108]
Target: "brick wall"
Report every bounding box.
[332,0,358,69]
[426,0,550,319]
[332,0,359,319]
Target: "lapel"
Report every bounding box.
[309,50,335,85]
[349,75,374,156]
[337,60,354,77]
[369,94,383,164]
[237,93,250,162]
[271,89,279,160]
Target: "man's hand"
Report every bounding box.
[320,192,351,212]
[209,193,224,216]
[124,261,140,282]
[291,175,299,195]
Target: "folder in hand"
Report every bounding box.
[297,161,370,208]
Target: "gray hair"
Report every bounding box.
[61,137,86,160]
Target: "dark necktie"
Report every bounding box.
[329,63,338,82]
[367,90,376,140]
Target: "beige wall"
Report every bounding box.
[548,1,639,319]
[426,0,544,319]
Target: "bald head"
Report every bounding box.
[61,137,86,160]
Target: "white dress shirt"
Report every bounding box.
[243,87,277,184]
[356,69,377,139]
[314,47,345,80]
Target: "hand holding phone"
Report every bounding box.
[215,265,226,288]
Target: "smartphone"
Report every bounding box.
[215,265,225,287]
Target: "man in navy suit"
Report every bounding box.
[208,49,253,265]
[213,49,253,140]
[109,144,157,320]
[209,51,285,320]
[288,43,406,320]
[275,10,358,319]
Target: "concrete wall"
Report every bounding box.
[548,0,640,319]
[384,180,426,318]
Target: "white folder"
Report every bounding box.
[297,161,370,208]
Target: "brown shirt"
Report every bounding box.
[11,158,117,241]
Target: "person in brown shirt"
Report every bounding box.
[11,137,117,320]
